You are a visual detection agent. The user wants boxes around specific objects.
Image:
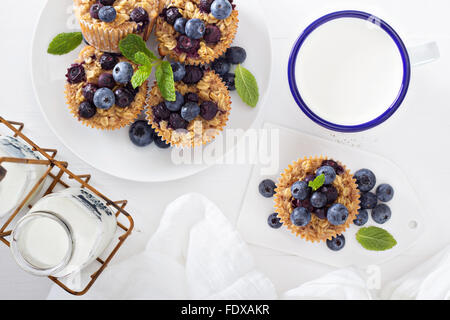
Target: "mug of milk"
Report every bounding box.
[288,10,440,132]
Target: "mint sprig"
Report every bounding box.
[155,61,176,101]
[356,227,397,251]
[235,64,259,107]
[48,32,83,55]
[308,174,325,191]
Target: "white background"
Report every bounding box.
[1,0,449,299]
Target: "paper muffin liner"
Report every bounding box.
[156,2,239,65]
[145,71,231,147]
[274,156,361,243]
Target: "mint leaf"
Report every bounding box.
[119,34,157,64]
[235,65,259,107]
[356,227,397,251]
[131,65,152,89]
[308,174,325,191]
[156,61,176,101]
[134,51,152,66]
[47,32,83,55]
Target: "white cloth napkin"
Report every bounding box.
[47,193,450,300]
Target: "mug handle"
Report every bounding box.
[408,42,440,67]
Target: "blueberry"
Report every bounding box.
[200,101,218,120]
[114,88,134,108]
[267,213,283,229]
[313,208,327,220]
[93,88,115,110]
[129,120,153,147]
[99,53,118,70]
[90,3,104,19]
[321,159,344,175]
[130,7,149,23]
[316,166,336,185]
[327,203,349,226]
[182,65,204,84]
[174,17,187,34]
[211,0,232,19]
[98,6,117,23]
[290,181,310,200]
[371,204,391,224]
[185,19,205,40]
[320,185,338,204]
[290,207,311,227]
[353,209,369,226]
[199,0,214,12]
[65,64,86,84]
[299,199,314,212]
[360,192,377,209]
[326,234,345,251]
[82,83,98,102]
[225,46,247,64]
[304,174,316,183]
[204,25,221,44]
[169,113,188,130]
[181,102,200,121]
[221,73,235,90]
[310,191,327,208]
[165,91,184,112]
[212,59,231,76]
[164,7,182,25]
[153,132,171,149]
[184,92,199,103]
[376,184,394,202]
[113,62,134,84]
[354,168,376,192]
[99,0,115,5]
[177,35,200,54]
[78,101,96,119]
[98,73,116,89]
[171,62,186,82]
[258,179,276,198]
[152,102,171,121]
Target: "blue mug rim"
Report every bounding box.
[287,10,411,133]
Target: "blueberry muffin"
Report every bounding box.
[145,64,231,147]
[274,157,360,243]
[156,0,239,65]
[74,0,159,53]
[65,46,148,130]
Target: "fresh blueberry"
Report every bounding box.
[130,7,149,23]
[267,213,283,229]
[353,209,369,226]
[164,7,182,25]
[93,88,115,110]
[99,53,119,70]
[290,181,310,200]
[65,64,86,84]
[212,59,231,76]
[290,207,311,227]
[90,3,104,19]
[211,0,232,19]
[99,0,115,5]
[258,179,276,198]
[310,191,327,208]
[181,102,201,121]
[313,208,327,220]
[376,184,394,202]
[320,185,338,204]
[174,17,187,34]
[98,6,117,23]
[182,65,204,84]
[129,120,153,147]
[153,132,171,149]
[98,73,115,89]
[185,19,206,40]
[316,166,336,185]
[152,102,171,121]
[204,25,221,44]
[82,83,98,102]
[354,168,376,192]
[165,91,184,112]
[327,203,349,226]
[171,62,186,82]
[113,62,134,84]
[225,46,247,64]
[114,88,134,108]
[326,234,345,251]
[221,73,235,90]
[184,92,199,103]
[371,204,391,224]
[360,192,377,210]
[199,0,214,12]
[200,101,218,120]
[78,101,96,119]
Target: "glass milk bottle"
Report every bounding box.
[0,136,47,218]
[10,188,117,278]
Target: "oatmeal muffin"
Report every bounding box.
[274,156,360,243]
[65,46,148,130]
[156,0,239,65]
[74,0,159,53]
[145,65,231,147]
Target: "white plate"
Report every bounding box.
[237,123,425,268]
[31,0,272,182]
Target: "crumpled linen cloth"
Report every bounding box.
[47,193,450,300]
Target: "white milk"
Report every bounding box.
[295,18,404,125]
